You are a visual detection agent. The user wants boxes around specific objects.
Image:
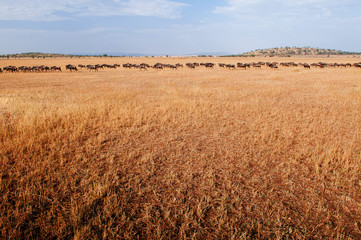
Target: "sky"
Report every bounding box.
[0,0,361,55]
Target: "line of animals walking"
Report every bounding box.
[1,61,361,73]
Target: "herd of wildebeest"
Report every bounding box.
[1,61,361,73]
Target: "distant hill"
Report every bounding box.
[227,47,361,57]
[0,52,230,58]
[0,52,137,58]
[2,48,361,59]
[0,52,86,59]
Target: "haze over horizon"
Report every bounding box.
[1,0,361,55]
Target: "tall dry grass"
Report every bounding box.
[1,57,361,239]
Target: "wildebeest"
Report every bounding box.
[32,66,41,72]
[18,66,31,72]
[303,63,311,69]
[237,63,249,69]
[123,63,132,68]
[167,65,178,69]
[139,63,151,68]
[280,62,298,67]
[32,65,49,72]
[200,62,214,68]
[3,66,18,72]
[226,64,236,69]
[101,64,119,69]
[266,62,278,69]
[153,63,164,68]
[136,65,148,70]
[66,64,78,71]
[153,63,164,70]
[204,63,215,68]
[95,64,103,69]
[267,62,278,69]
[248,63,259,68]
[353,63,361,68]
[186,63,195,69]
[3,60,360,75]
[51,66,62,71]
[87,65,98,71]
[154,65,163,70]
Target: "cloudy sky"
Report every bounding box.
[1,0,361,55]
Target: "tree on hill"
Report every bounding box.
[234,47,361,57]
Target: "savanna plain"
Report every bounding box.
[1,57,361,239]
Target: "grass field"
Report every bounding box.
[1,57,361,239]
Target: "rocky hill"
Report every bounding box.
[232,47,361,57]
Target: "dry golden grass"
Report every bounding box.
[1,57,361,239]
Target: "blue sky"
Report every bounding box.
[0,0,361,55]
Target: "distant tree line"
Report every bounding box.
[0,52,128,59]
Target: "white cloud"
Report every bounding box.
[0,0,188,21]
[213,0,356,17]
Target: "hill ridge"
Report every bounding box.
[231,47,361,57]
